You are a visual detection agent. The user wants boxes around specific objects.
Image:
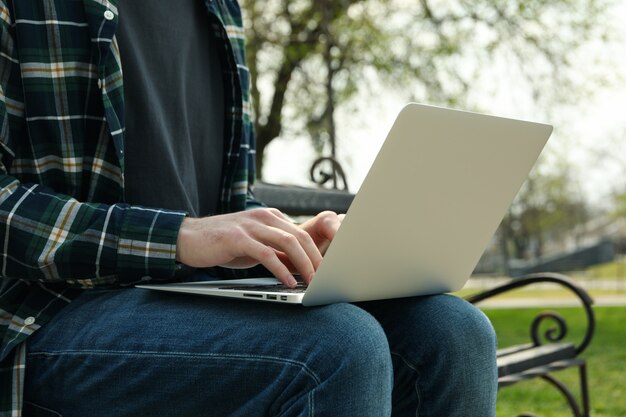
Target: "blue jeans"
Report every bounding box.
[23,288,497,417]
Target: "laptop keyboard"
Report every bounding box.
[218,283,307,293]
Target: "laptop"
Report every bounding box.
[137,103,552,306]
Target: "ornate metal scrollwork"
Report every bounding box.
[530,311,568,346]
[466,273,595,355]
[310,156,349,191]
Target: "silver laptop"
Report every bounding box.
[137,103,552,306]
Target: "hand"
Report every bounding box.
[176,209,343,287]
[276,210,344,273]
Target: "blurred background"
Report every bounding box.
[242,0,626,283]
[240,1,626,415]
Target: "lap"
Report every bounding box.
[26,288,485,359]
[24,288,392,417]
[24,288,495,417]
[26,287,385,356]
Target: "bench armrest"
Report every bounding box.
[465,272,596,355]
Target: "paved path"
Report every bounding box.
[475,295,626,309]
[465,277,626,308]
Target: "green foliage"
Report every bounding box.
[611,191,626,219]
[242,0,614,269]
[585,261,626,280]
[240,0,613,176]
[499,161,589,261]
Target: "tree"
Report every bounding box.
[240,0,612,179]
[497,160,589,272]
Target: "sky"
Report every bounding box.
[263,1,626,211]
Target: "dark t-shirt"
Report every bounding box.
[118,0,224,217]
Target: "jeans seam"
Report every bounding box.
[309,390,314,417]
[23,400,63,417]
[391,351,421,417]
[27,349,322,385]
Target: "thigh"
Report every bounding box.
[359,294,495,354]
[24,288,392,417]
[358,294,498,417]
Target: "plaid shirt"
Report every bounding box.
[0,1,258,414]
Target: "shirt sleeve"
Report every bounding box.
[0,7,186,288]
[245,187,266,210]
[0,178,187,287]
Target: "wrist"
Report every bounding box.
[176,217,196,263]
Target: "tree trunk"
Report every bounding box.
[254,54,300,178]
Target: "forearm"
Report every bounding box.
[0,175,186,287]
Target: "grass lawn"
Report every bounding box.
[483,306,626,417]
[584,261,626,280]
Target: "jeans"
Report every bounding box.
[23,288,497,417]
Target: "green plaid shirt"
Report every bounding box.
[0,1,258,414]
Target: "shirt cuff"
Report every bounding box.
[116,206,187,284]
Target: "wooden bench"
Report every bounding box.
[255,182,596,417]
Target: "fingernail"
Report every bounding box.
[288,276,298,287]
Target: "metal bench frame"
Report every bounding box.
[467,273,594,417]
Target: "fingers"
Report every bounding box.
[251,209,323,269]
[176,209,339,288]
[250,224,318,284]
[315,216,340,255]
[299,211,345,255]
[242,239,298,287]
[227,209,323,286]
[318,211,344,242]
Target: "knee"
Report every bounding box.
[310,304,393,385]
[425,295,497,369]
[445,295,495,348]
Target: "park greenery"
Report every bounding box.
[485,306,626,417]
[240,0,619,269]
[241,0,611,172]
[498,163,589,267]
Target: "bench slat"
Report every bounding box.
[497,343,576,377]
[496,343,534,357]
[254,183,353,215]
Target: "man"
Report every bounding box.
[0,1,497,416]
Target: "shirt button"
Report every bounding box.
[104,10,115,20]
[97,79,103,89]
[24,316,35,326]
